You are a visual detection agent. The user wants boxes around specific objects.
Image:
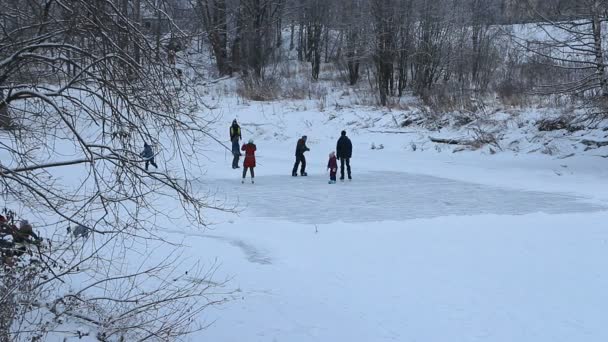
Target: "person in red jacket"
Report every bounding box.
[327,151,338,184]
[241,139,257,184]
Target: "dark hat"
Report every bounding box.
[341,130,346,136]
[302,135,307,140]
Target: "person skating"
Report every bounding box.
[292,135,310,176]
[336,130,352,180]
[241,139,256,184]
[230,119,242,169]
[327,151,338,184]
[140,142,158,171]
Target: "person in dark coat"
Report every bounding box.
[168,49,176,67]
[327,151,338,184]
[140,142,158,171]
[230,119,242,169]
[241,139,256,184]
[292,135,310,176]
[336,130,352,180]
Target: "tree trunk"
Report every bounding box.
[310,22,324,80]
[592,1,608,96]
[134,0,141,64]
[120,0,129,54]
[231,6,243,73]
[323,27,330,63]
[297,20,304,61]
[289,22,295,50]
[156,1,161,60]
[0,89,11,128]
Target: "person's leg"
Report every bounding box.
[292,156,300,175]
[242,167,247,179]
[145,160,149,171]
[340,158,345,179]
[232,140,240,168]
[300,155,307,175]
[151,157,158,168]
[251,167,255,179]
[346,158,351,179]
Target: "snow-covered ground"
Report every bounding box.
[5,86,605,340]
[144,95,608,342]
[5,14,608,341]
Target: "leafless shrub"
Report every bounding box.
[420,86,481,114]
[452,112,476,127]
[237,75,280,101]
[281,79,310,100]
[537,116,583,132]
[496,78,532,107]
[468,125,502,150]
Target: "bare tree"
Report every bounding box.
[514,0,608,113]
[339,0,368,86]
[235,0,284,78]
[1,0,230,339]
[300,0,329,80]
[196,0,232,75]
[370,0,398,105]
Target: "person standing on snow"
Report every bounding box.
[241,139,257,183]
[230,119,242,169]
[292,135,310,176]
[140,142,158,171]
[168,49,176,67]
[327,151,338,184]
[336,130,352,180]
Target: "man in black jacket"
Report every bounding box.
[336,130,352,180]
[292,135,310,176]
[230,119,242,169]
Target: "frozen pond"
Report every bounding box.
[210,171,606,224]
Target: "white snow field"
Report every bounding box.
[152,98,608,342]
[17,91,606,341]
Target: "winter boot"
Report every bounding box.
[301,172,308,177]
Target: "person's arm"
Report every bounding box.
[336,140,342,159]
[348,139,353,156]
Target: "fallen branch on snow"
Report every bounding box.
[580,139,608,148]
[428,136,473,145]
[368,130,417,134]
